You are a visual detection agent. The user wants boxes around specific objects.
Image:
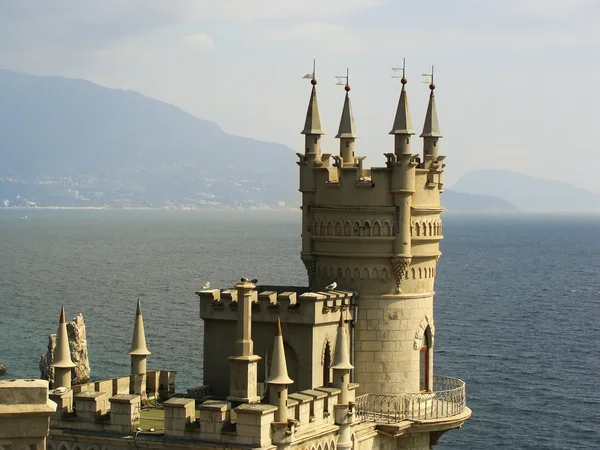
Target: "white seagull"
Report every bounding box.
[325,282,337,291]
[202,281,210,289]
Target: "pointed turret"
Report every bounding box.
[129,299,150,396]
[336,88,358,140]
[267,318,293,385]
[336,83,358,167]
[129,299,151,357]
[420,82,443,168]
[52,306,75,389]
[267,317,293,422]
[301,80,325,137]
[390,76,415,157]
[420,86,442,138]
[330,312,354,371]
[331,311,353,405]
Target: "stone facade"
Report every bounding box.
[0,379,56,449]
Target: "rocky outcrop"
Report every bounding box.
[39,313,91,385]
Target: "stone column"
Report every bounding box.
[227,280,261,404]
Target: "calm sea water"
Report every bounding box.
[0,209,599,449]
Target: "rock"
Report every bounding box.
[39,313,91,385]
[0,363,6,374]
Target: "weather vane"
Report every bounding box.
[335,68,349,88]
[422,65,435,87]
[391,58,406,80]
[302,59,316,82]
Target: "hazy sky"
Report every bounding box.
[1,0,599,192]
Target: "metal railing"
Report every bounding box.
[355,376,466,423]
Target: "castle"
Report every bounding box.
[0,69,470,450]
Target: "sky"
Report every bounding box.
[0,0,599,193]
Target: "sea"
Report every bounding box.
[0,209,599,449]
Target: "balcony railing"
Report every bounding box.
[355,376,466,423]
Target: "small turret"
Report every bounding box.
[389,74,414,158]
[301,64,324,157]
[267,317,293,422]
[330,312,353,404]
[129,300,150,361]
[51,306,75,389]
[335,78,358,167]
[129,299,150,396]
[420,79,442,167]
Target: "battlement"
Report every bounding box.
[198,285,354,325]
[47,374,357,448]
[49,370,177,433]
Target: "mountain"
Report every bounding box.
[0,69,298,208]
[451,170,600,213]
[442,189,519,212]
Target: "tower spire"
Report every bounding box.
[390,59,414,137]
[301,60,324,136]
[331,310,353,405]
[129,298,151,396]
[420,66,442,139]
[52,305,76,389]
[335,69,358,166]
[129,298,151,356]
[335,69,358,139]
[267,317,293,423]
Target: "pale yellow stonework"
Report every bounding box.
[3,75,469,450]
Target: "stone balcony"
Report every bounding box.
[355,375,467,423]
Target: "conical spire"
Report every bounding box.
[301,79,325,136]
[420,86,442,138]
[335,87,358,139]
[52,306,75,369]
[266,318,293,385]
[129,299,151,356]
[330,311,353,370]
[390,79,414,135]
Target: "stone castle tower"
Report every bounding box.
[298,72,444,396]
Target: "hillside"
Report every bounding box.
[451,170,600,213]
[442,190,519,212]
[0,69,298,208]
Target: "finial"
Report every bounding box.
[429,65,435,90]
[136,298,142,316]
[311,59,317,85]
[345,68,350,91]
[60,305,66,323]
[276,317,282,336]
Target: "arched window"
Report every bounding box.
[420,326,432,392]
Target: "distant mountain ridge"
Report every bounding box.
[451,170,600,212]
[0,70,585,212]
[0,69,298,207]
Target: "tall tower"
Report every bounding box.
[298,72,445,397]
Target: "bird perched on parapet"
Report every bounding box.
[251,278,259,284]
[325,282,337,291]
[241,277,249,282]
[202,281,210,289]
